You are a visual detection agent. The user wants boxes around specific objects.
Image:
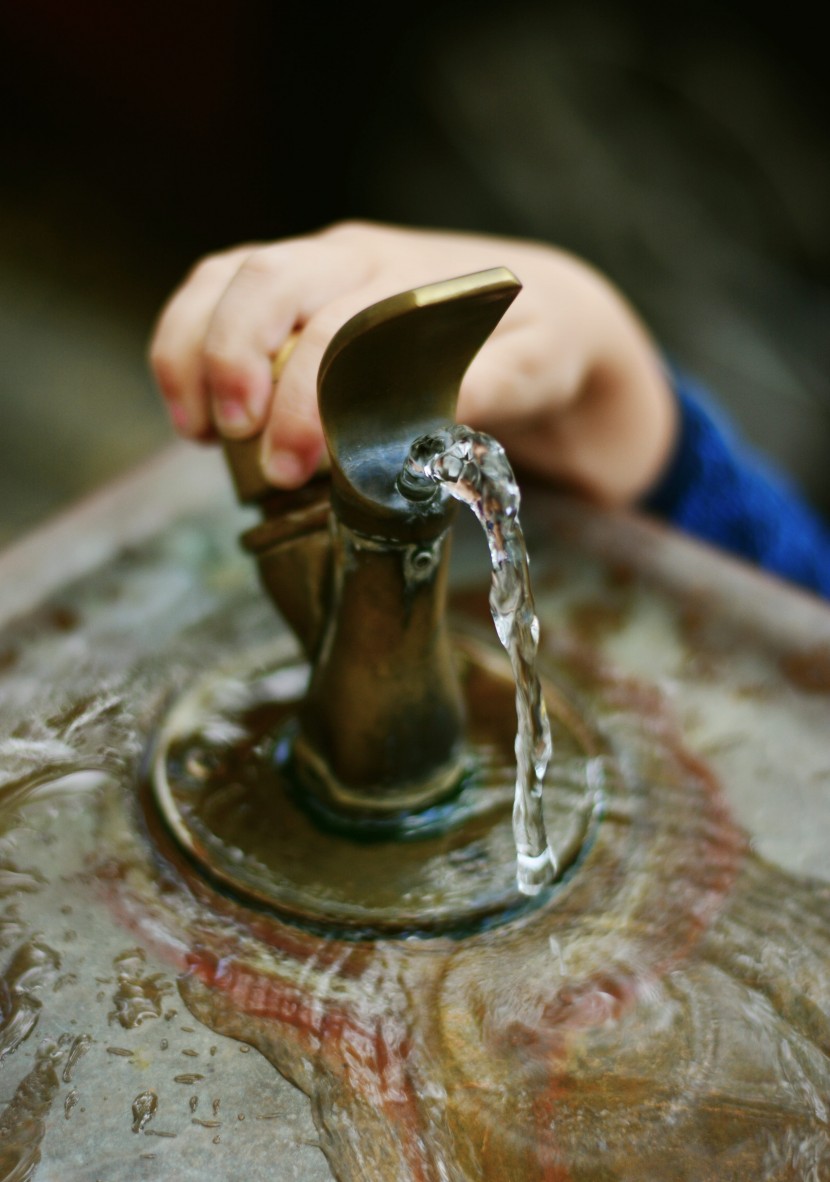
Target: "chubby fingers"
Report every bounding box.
[149,229,380,463]
[260,275,430,486]
[149,221,605,492]
[150,244,255,438]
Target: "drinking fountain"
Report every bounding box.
[1,271,829,1180]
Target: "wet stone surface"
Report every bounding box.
[0,513,332,1181]
[1,493,830,1179]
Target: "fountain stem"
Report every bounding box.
[227,269,522,823]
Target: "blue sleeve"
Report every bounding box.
[640,370,830,599]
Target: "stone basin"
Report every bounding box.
[1,444,829,1181]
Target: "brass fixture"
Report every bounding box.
[225,268,521,822]
[148,268,598,933]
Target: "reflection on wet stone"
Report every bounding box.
[0,940,60,1063]
[131,1088,158,1134]
[0,1040,65,1179]
[109,947,174,1028]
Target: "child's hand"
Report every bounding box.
[149,220,676,504]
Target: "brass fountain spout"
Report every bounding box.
[151,264,600,933]
[224,268,521,828]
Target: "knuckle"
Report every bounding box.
[322,218,376,243]
[234,243,286,281]
[187,251,229,285]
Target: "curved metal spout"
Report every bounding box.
[319,267,521,540]
[293,269,522,822]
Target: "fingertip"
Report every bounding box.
[167,400,190,433]
[260,446,309,488]
[213,395,258,438]
[206,354,273,438]
[260,415,325,486]
[155,373,207,439]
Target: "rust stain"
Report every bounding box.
[780,643,830,694]
[566,598,629,645]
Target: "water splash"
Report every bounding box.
[109,947,174,1029]
[131,1089,159,1134]
[400,425,555,894]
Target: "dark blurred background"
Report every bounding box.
[1,0,828,546]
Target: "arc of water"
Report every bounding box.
[401,426,556,895]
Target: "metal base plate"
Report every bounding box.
[148,631,602,937]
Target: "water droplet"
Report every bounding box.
[109,947,173,1029]
[131,1089,158,1134]
[62,1033,93,1083]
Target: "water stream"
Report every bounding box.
[400,426,556,895]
